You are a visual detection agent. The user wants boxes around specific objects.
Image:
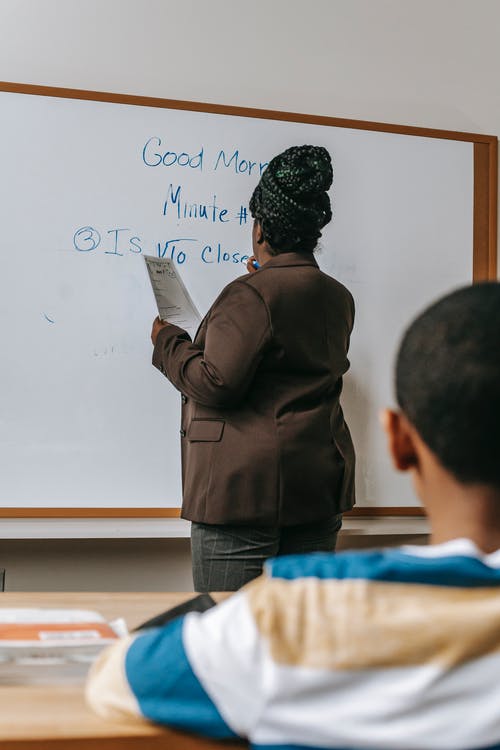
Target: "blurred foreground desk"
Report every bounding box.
[0,592,241,750]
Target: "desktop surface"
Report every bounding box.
[0,592,240,750]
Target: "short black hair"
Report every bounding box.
[249,144,333,254]
[396,282,500,488]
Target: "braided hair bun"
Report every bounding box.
[249,145,333,254]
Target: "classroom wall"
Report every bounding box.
[0,0,497,591]
[2,0,499,136]
[0,533,427,592]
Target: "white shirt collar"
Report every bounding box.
[400,537,500,568]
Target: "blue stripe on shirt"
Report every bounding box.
[266,549,500,587]
[124,616,238,739]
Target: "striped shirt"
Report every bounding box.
[86,538,500,749]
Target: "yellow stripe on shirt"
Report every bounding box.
[246,576,500,670]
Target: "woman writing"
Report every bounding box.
[151,144,355,591]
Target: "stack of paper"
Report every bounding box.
[0,608,125,684]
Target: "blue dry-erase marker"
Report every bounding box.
[252,259,260,269]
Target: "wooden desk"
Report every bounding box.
[0,592,242,750]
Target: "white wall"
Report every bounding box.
[0,0,496,590]
[1,0,498,136]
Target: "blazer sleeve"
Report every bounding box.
[152,280,271,408]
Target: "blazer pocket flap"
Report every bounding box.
[188,419,225,442]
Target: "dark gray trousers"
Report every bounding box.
[191,514,342,592]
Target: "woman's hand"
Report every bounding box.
[151,316,172,346]
[246,256,259,274]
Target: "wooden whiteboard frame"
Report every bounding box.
[0,81,497,519]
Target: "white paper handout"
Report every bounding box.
[144,256,201,340]
[0,608,127,684]
[0,608,123,657]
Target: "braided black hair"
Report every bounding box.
[249,144,333,254]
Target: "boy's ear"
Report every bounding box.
[380,408,418,471]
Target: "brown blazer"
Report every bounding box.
[153,252,355,526]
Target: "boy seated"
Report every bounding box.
[86,282,500,749]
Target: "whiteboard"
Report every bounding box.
[0,86,484,512]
